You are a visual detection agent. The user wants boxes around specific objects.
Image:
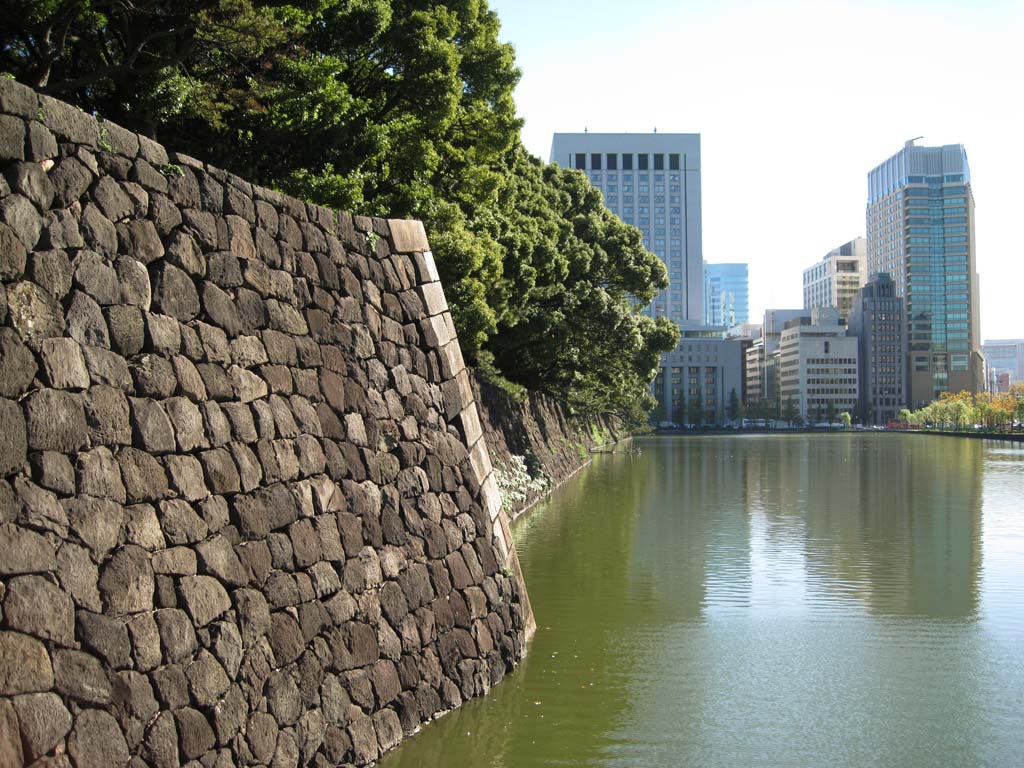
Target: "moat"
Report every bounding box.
[382,434,1024,767]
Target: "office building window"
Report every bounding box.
[606,153,617,170]
[670,153,680,170]
[638,154,649,170]
[622,153,633,170]
[590,153,602,170]
[574,153,585,170]
[654,153,664,170]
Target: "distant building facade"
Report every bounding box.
[655,325,744,425]
[704,262,749,326]
[745,309,809,413]
[982,339,1024,390]
[848,273,906,424]
[866,141,983,407]
[550,133,703,326]
[802,237,866,321]
[779,308,859,421]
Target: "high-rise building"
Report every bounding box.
[550,133,703,326]
[848,273,906,424]
[802,237,866,321]
[779,308,859,422]
[704,262,749,326]
[866,141,983,407]
[982,339,1024,389]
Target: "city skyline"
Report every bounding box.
[489,0,1024,342]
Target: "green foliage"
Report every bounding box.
[727,388,740,422]
[6,0,677,422]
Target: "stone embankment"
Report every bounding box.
[474,377,625,519]
[0,77,531,767]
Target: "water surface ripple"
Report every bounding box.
[381,435,1024,767]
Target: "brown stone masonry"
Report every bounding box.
[0,78,531,767]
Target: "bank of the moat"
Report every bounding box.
[381,434,1024,768]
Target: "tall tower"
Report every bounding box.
[866,142,982,407]
[549,133,703,326]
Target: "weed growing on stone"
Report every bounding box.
[494,454,550,512]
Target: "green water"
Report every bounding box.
[381,435,1024,767]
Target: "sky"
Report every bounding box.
[487,0,1024,342]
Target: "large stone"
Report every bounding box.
[72,249,120,305]
[142,711,179,768]
[151,263,200,322]
[14,476,67,535]
[105,304,145,356]
[67,709,130,768]
[53,649,114,704]
[76,611,132,669]
[91,176,133,221]
[196,534,247,586]
[0,524,54,576]
[85,385,133,445]
[165,397,208,452]
[76,446,127,502]
[185,649,230,708]
[0,698,23,768]
[0,398,27,477]
[6,280,65,343]
[0,631,54,694]
[0,113,24,160]
[199,448,241,495]
[12,692,72,762]
[129,398,176,454]
[164,454,207,501]
[1,194,42,249]
[39,337,90,389]
[115,256,152,308]
[175,707,215,761]
[26,389,88,453]
[118,447,170,503]
[3,575,75,646]
[179,575,231,627]
[159,498,209,545]
[98,544,154,614]
[65,290,110,347]
[64,496,124,559]
[267,612,305,666]
[0,222,27,280]
[56,541,102,611]
[0,328,37,397]
[49,156,93,208]
[82,345,132,390]
[154,608,198,664]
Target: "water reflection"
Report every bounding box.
[382,435,1022,768]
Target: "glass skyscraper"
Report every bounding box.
[704,262,749,327]
[866,142,982,407]
[549,133,704,326]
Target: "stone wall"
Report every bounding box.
[474,377,624,520]
[0,78,531,768]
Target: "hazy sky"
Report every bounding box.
[488,0,1024,341]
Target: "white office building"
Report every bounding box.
[550,133,703,326]
[779,307,859,421]
[802,237,867,321]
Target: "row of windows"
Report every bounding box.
[576,152,682,171]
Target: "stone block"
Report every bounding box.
[0,328,38,398]
[3,575,75,646]
[178,575,231,627]
[26,389,88,453]
[67,709,130,768]
[98,544,154,614]
[11,692,72,763]
[39,337,90,389]
[0,398,27,477]
[66,290,109,347]
[151,263,199,322]
[387,218,429,253]
[6,280,65,343]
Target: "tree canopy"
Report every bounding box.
[2,0,679,421]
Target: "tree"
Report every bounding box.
[4,0,678,423]
[825,400,836,424]
[839,411,852,429]
[782,397,798,426]
[726,388,740,423]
